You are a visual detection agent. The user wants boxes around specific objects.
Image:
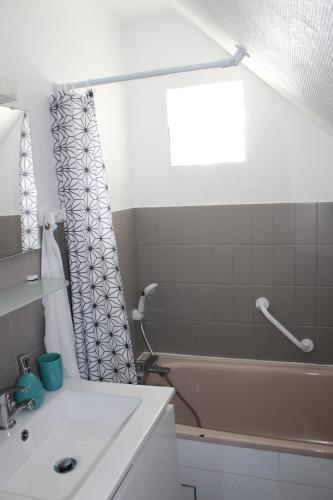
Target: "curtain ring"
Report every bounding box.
[44,222,51,230]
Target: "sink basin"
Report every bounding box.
[0,389,140,500]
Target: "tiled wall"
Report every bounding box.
[0,250,45,386]
[0,225,68,387]
[177,438,333,500]
[0,215,23,259]
[134,203,333,364]
[2,201,330,384]
[113,209,144,358]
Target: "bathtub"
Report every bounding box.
[145,354,333,500]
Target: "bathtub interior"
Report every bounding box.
[145,353,333,447]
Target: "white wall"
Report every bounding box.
[0,0,131,213]
[124,14,333,207]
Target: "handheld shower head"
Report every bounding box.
[132,283,159,321]
[142,283,159,298]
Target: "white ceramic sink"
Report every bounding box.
[0,389,140,500]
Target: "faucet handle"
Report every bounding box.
[0,386,25,400]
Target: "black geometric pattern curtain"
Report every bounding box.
[50,90,136,383]
[19,112,39,251]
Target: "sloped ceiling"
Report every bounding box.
[176,0,333,134]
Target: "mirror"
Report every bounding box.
[0,106,39,259]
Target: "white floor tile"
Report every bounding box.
[177,439,222,471]
[222,445,279,479]
[279,453,333,488]
[179,466,223,500]
[222,473,279,500]
[279,482,333,500]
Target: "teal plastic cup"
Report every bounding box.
[37,353,63,391]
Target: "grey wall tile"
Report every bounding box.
[196,322,216,356]
[253,285,274,324]
[273,204,295,244]
[0,315,16,371]
[175,321,198,355]
[295,287,316,326]
[113,209,136,251]
[213,246,233,284]
[135,207,155,245]
[29,300,45,347]
[137,245,156,283]
[158,283,177,320]
[275,246,295,285]
[0,254,26,291]
[213,285,234,322]
[155,246,175,283]
[254,324,274,359]
[118,251,130,290]
[0,364,18,387]
[127,247,138,289]
[253,245,274,285]
[139,319,160,352]
[211,205,232,244]
[175,246,193,283]
[191,206,213,244]
[317,287,333,327]
[231,205,252,244]
[272,329,301,362]
[176,284,195,321]
[275,286,295,326]
[160,320,196,354]
[194,284,214,321]
[10,304,37,355]
[318,203,333,244]
[316,328,333,364]
[252,204,273,244]
[234,324,254,358]
[215,323,235,357]
[233,245,253,285]
[153,207,174,245]
[193,246,213,283]
[295,203,316,244]
[24,250,41,277]
[296,246,316,286]
[317,245,333,286]
[233,285,254,324]
[0,216,22,252]
[293,327,316,363]
[172,207,193,244]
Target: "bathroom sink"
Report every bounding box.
[0,388,140,500]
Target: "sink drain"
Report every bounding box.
[54,457,77,474]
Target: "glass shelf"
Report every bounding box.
[0,278,69,317]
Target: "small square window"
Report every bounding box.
[167,81,245,166]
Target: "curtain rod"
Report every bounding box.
[59,46,248,91]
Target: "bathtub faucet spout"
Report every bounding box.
[147,364,171,376]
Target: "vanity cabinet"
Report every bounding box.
[111,405,181,500]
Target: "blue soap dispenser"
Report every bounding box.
[15,354,45,409]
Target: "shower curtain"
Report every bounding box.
[19,112,39,251]
[50,90,136,383]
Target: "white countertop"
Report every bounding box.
[0,378,174,500]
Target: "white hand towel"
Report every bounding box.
[41,210,80,378]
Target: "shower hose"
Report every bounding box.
[139,321,202,428]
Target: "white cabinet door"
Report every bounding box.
[112,405,181,500]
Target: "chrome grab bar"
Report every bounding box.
[255,297,314,353]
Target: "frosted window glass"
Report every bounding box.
[167,81,245,166]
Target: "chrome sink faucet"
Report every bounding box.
[0,386,35,430]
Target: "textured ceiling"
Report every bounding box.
[176,0,333,134]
